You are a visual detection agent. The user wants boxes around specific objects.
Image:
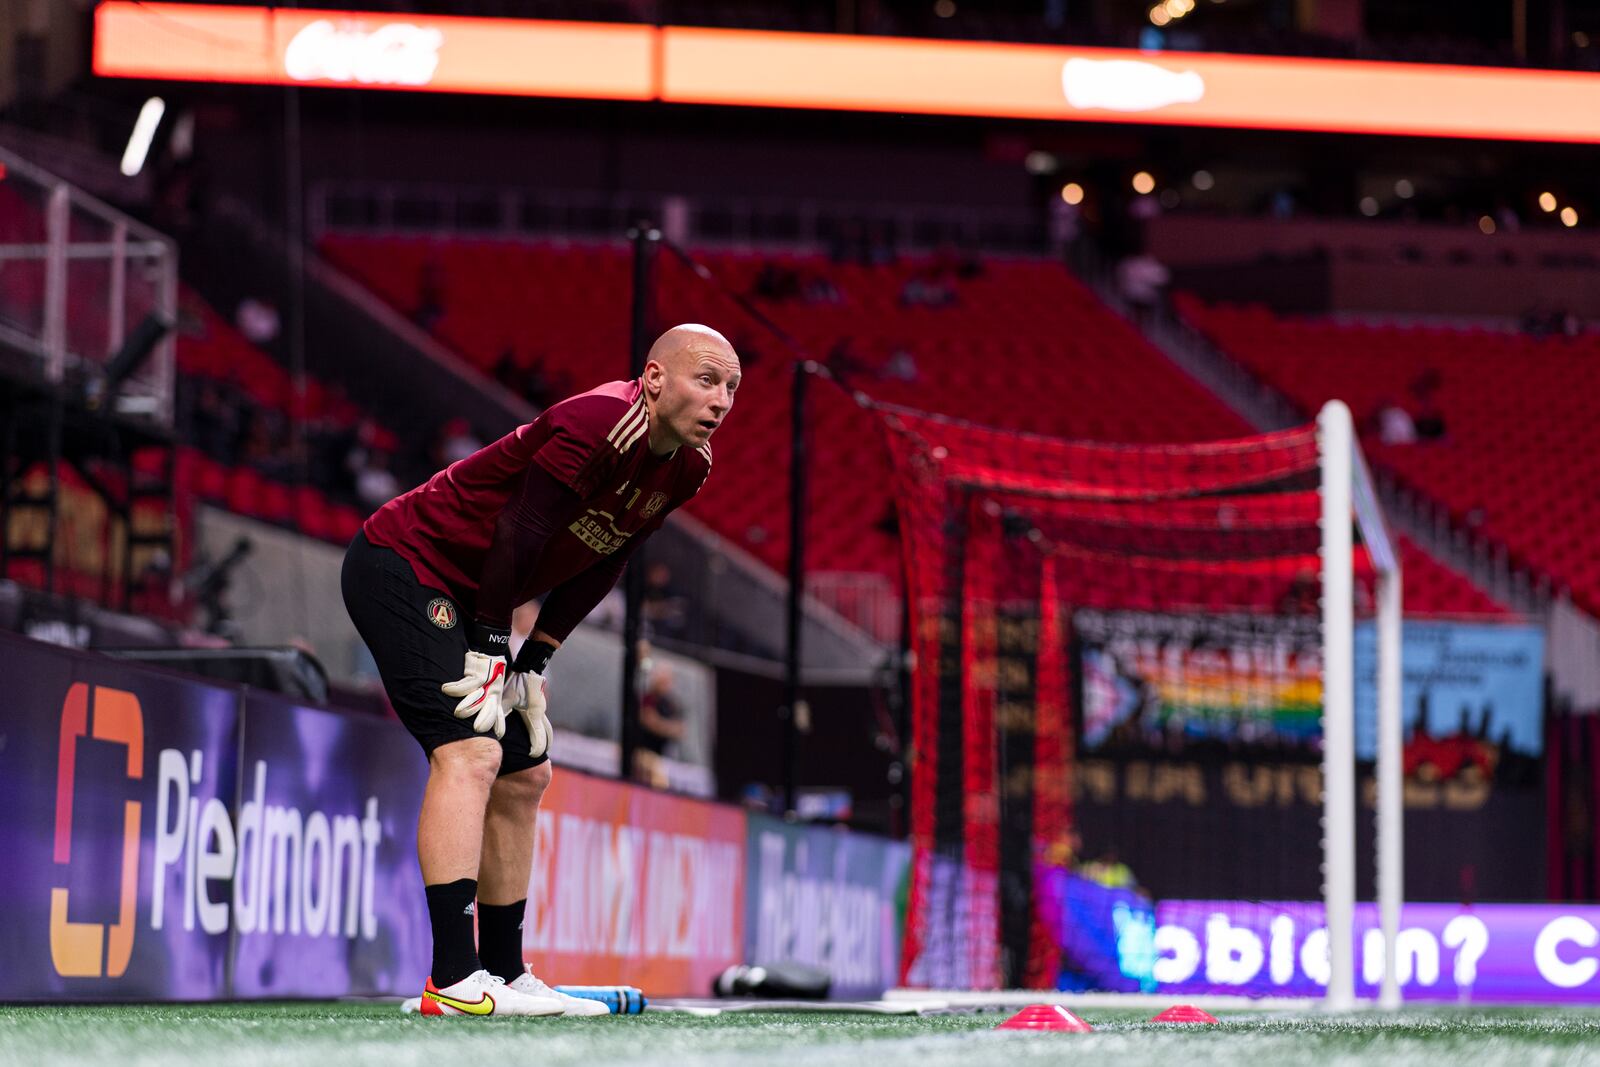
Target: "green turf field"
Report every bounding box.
[7,1004,1600,1067]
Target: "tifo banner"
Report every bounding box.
[1146,901,1600,1004]
[229,693,430,998]
[1075,610,1323,753]
[1355,620,1544,762]
[1071,615,1545,901]
[525,769,747,997]
[0,635,240,999]
[1075,613,1545,763]
[743,815,911,1000]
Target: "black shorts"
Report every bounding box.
[340,529,547,775]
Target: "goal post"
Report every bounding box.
[880,396,1406,1010]
[1320,399,1404,1011]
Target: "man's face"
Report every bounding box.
[653,343,741,449]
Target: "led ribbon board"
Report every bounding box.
[95,3,1600,142]
[93,3,655,100]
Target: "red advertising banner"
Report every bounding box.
[525,770,746,997]
[93,3,655,99]
[660,28,1600,143]
[94,2,1600,142]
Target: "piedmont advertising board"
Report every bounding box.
[0,634,434,999]
[743,815,911,1000]
[0,638,240,999]
[228,693,431,998]
[0,632,759,1000]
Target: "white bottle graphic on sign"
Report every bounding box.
[1061,58,1205,112]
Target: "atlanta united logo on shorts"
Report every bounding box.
[426,598,457,630]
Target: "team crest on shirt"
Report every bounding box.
[426,598,458,630]
[640,491,670,520]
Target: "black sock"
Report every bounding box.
[477,900,528,983]
[425,878,481,988]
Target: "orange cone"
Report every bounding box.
[996,1004,1094,1032]
[1151,1005,1219,1024]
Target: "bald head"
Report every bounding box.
[647,323,738,373]
[641,323,741,453]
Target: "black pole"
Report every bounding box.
[620,222,659,784]
[783,359,812,816]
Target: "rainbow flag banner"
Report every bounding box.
[1074,610,1323,753]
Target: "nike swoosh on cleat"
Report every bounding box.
[424,989,496,1016]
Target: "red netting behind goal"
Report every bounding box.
[878,404,1381,991]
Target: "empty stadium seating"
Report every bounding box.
[171,291,371,545]
[1178,294,1595,614]
[320,234,1505,617]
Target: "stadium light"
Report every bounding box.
[1561,206,1579,227]
[1024,150,1057,174]
[1539,191,1559,212]
[1359,196,1380,216]
[1148,5,1172,26]
[1394,178,1415,199]
[119,96,165,177]
[1478,215,1497,234]
[1191,169,1215,190]
[1132,170,1156,194]
[1060,182,1084,205]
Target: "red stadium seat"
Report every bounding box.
[318,233,1506,618]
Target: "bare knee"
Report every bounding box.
[430,737,503,793]
[491,761,552,814]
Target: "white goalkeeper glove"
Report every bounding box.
[441,623,512,738]
[508,638,558,759]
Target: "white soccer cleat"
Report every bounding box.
[509,968,612,1017]
[416,969,564,1017]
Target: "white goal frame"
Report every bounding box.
[1320,399,1404,1011]
[889,400,1405,1013]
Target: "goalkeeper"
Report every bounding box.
[341,324,738,1017]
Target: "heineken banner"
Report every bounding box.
[743,815,912,1000]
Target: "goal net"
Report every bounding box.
[881,399,1402,1009]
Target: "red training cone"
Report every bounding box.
[1151,1005,1219,1025]
[996,1004,1094,1032]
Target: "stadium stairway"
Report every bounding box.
[318,233,1506,622]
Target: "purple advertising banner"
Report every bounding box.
[228,693,430,998]
[744,814,912,1000]
[902,849,1001,990]
[1148,900,1600,1003]
[0,632,430,1001]
[0,633,240,1000]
